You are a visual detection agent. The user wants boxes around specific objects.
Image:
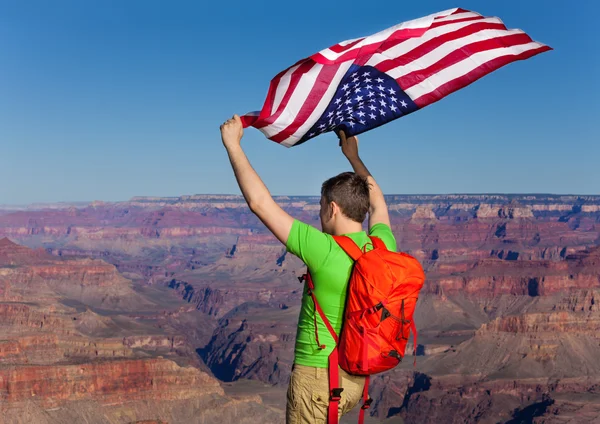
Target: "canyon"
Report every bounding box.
[0,194,599,423]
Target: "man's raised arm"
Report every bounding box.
[220,115,294,245]
[338,131,391,229]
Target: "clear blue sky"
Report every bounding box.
[1,0,598,204]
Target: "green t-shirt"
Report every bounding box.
[286,220,397,368]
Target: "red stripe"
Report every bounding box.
[254,58,307,127]
[328,38,365,53]
[397,33,536,90]
[269,62,342,143]
[450,8,472,15]
[412,45,552,108]
[255,60,317,129]
[310,27,429,65]
[376,15,488,57]
[240,114,258,128]
[376,21,508,74]
[430,15,484,29]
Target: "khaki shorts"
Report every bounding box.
[286,364,366,424]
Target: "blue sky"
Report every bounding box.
[0,0,598,204]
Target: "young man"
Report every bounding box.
[220,115,396,424]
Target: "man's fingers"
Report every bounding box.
[338,130,347,144]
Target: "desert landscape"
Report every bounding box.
[0,194,599,423]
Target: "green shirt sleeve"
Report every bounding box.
[369,223,397,252]
[286,219,333,272]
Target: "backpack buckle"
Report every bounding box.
[330,387,344,401]
[361,398,373,410]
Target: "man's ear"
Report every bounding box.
[330,201,339,219]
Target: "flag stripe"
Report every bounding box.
[372,15,498,63]
[256,58,307,124]
[311,8,461,64]
[433,11,481,23]
[377,22,511,75]
[255,60,318,129]
[276,62,355,146]
[258,63,326,137]
[365,17,507,69]
[269,63,342,142]
[388,31,533,86]
[328,38,365,54]
[271,63,302,115]
[406,42,551,105]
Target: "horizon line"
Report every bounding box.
[2,192,600,207]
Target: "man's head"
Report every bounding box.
[320,172,370,234]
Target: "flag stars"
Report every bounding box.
[305,66,414,141]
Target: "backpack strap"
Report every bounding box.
[411,319,418,367]
[301,272,343,424]
[358,375,372,424]
[368,236,387,251]
[332,235,363,261]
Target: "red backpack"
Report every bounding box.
[299,235,425,424]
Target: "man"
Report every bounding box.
[220,115,396,424]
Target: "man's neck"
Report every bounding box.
[332,221,363,236]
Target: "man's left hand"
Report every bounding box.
[220,115,244,149]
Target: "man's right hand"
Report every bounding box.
[338,130,360,162]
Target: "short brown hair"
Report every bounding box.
[321,172,370,223]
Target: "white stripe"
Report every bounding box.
[259,63,323,138]
[317,8,460,62]
[405,41,546,100]
[271,63,302,115]
[365,17,504,67]
[337,37,363,46]
[279,61,355,147]
[387,28,526,80]
[433,11,481,23]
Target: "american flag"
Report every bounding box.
[240,8,551,147]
